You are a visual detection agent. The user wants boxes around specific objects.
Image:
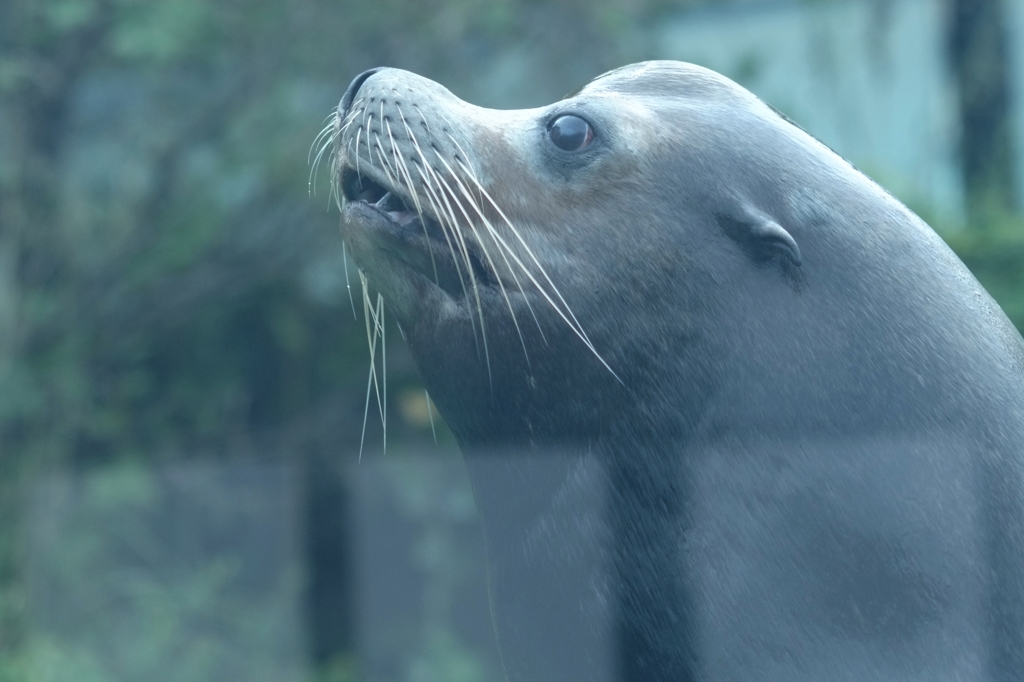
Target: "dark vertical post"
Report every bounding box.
[945,0,1018,218]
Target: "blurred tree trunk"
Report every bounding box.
[945,0,1018,218]
[0,0,112,664]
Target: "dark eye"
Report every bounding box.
[548,115,593,151]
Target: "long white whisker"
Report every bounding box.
[407,139,477,288]
[441,154,546,336]
[445,161,547,343]
[371,128,400,181]
[378,294,386,453]
[358,274,377,461]
[386,117,439,283]
[373,139,399,185]
[444,155,617,378]
[384,120,421,212]
[310,133,335,198]
[399,110,473,293]
[401,114,477,294]
[425,390,437,445]
[424,170,492,377]
[361,107,372,148]
[331,143,344,212]
[417,163,487,355]
[359,271,387,459]
[433,164,532,369]
[339,105,362,133]
[309,129,336,196]
[451,147,595,348]
[410,160,482,349]
[354,126,363,184]
[342,240,357,320]
[309,121,335,163]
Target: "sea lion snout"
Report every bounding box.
[339,67,384,118]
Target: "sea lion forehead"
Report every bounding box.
[579,60,752,105]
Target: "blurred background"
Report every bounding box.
[0,0,1022,680]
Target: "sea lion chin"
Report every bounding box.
[331,62,1024,682]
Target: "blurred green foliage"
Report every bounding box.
[24,463,306,682]
[944,213,1024,331]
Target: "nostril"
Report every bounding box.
[339,67,384,117]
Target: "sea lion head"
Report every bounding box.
[331,61,887,448]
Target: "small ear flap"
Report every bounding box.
[747,215,802,266]
[717,208,802,267]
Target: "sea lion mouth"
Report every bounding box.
[341,169,417,227]
[339,166,498,295]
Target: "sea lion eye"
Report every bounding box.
[548,115,593,151]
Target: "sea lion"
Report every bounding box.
[330,61,1024,682]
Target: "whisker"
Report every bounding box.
[419,164,491,374]
[428,150,543,349]
[359,271,387,459]
[373,139,399,186]
[309,127,337,196]
[399,114,475,288]
[450,148,588,338]
[310,132,335,198]
[443,158,546,341]
[433,165,532,370]
[361,107,372,146]
[449,154,618,379]
[379,293,386,453]
[410,159,482,351]
[371,129,401,182]
[339,105,362,133]
[425,390,437,444]
[386,117,439,283]
[399,110,473,294]
[414,161,486,350]
[358,273,377,461]
[308,121,335,163]
[342,240,357,320]
[354,126,363,184]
